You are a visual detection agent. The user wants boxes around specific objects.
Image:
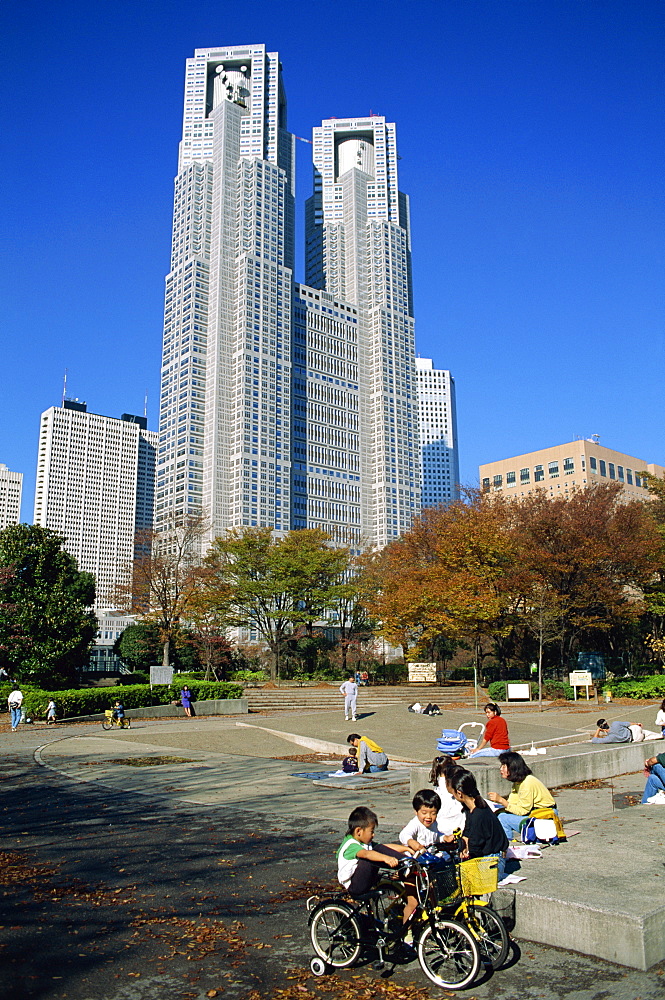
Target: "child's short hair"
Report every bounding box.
[412,788,441,812]
[347,746,357,756]
[347,806,378,835]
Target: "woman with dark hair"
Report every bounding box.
[488,751,556,841]
[468,703,510,757]
[656,700,665,737]
[447,768,507,881]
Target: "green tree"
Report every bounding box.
[0,524,97,686]
[203,527,350,681]
[113,621,162,672]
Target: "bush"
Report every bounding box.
[230,669,269,685]
[488,680,574,702]
[605,676,665,699]
[21,681,244,719]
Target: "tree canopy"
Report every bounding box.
[0,523,97,686]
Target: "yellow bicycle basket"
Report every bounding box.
[459,856,499,895]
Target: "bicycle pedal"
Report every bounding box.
[372,960,385,971]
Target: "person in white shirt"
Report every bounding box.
[429,755,466,836]
[656,700,665,737]
[399,789,446,852]
[8,688,23,732]
[339,676,358,721]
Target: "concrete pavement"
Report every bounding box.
[13,698,665,970]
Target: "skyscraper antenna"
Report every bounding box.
[144,391,148,418]
[62,368,68,406]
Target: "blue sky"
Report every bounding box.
[1,0,663,521]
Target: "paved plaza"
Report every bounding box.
[2,696,665,997]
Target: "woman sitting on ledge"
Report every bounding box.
[488,751,557,841]
[468,703,510,757]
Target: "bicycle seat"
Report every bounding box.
[348,889,383,902]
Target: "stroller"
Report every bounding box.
[436,722,484,758]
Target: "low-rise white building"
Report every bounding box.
[0,464,22,529]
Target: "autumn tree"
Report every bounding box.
[640,471,665,665]
[509,483,662,675]
[0,524,97,685]
[362,495,519,670]
[124,515,205,667]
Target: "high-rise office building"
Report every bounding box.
[34,401,157,609]
[416,359,460,508]
[0,464,23,529]
[157,45,419,550]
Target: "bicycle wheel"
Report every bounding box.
[101,721,112,730]
[310,902,362,968]
[465,902,509,968]
[417,919,481,990]
[121,718,131,729]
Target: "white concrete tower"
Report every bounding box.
[305,116,419,547]
[416,358,460,507]
[34,402,157,609]
[157,45,296,539]
[0,464,22,529]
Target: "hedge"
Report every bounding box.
[604,676,665,700]
[487,680,575,703]
[18,682,244,720]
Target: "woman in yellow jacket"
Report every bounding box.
[346,733,388,772]
[488,750,557,840]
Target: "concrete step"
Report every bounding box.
[244,685,474,712]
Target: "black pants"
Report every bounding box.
[347,845,403,895]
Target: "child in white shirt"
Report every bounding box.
[429,756,466,836]
[399,788,445,852]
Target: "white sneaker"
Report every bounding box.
[646,791,665,804]
[345,717,349,721]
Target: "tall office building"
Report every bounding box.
[157,45,419,550]
[34,401,157,609]
[0,464,23,529]
[416,359,460,508]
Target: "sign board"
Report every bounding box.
[506,682,531,701]
[150,664,174,686]
[568,669,594,701]
[408,662,437,683]
[569,671,592,687]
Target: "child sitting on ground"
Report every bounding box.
[340,746,359,773]
[399,789,445,853]
[337,806,417,922]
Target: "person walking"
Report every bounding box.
[8,687,23,731]
[339,676,358,721]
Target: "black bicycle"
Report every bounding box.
[307,856,482,990]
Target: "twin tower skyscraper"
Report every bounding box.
[157,44,420,550]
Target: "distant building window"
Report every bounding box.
[520,468,530,483]
[482,477,490,492]
[626,469,633,485]
[635,473,642,488]
[563,457,574,473]
[548,461,559,477]
[589,456,597,472]
[506,471,516,485]
[599,460,606,477]
[493,474,503,488]
[609,463,615,480]
[618,465,624,482]
[534,465,544,483]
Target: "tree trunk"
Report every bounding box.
[162,638,170,667]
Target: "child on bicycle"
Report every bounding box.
[399,788,446,852]
[446,768,508,882]
[112,700,125,722]
[337,806,418,922]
